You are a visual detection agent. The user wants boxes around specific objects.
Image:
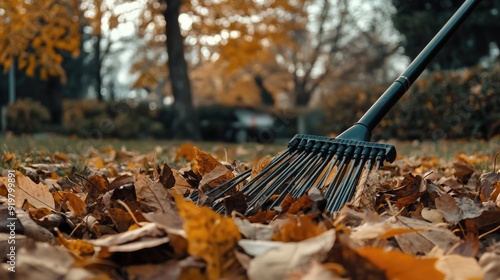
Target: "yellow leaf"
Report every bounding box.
[175,193,241,280]
[1,151,15,162]
[55,228,95,257]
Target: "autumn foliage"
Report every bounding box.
[0,0,81,81]
[1,143,499,279]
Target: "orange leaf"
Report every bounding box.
[175,194,241,280]
[1,152,15,162]
[55,228,95,257]
[272,215,326,242]
[54,191,87,217]
[176,143,197,162]
[357,247,444,280]
[191,147,223,176]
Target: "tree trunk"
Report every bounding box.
[295,84,310,107]
[47,76,63,125]
[95,35,103,101]
[163,0,200,140]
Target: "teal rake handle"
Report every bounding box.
[338,0,482,141]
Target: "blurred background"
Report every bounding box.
[1,0,499,143]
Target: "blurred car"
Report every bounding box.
[198,106,276,143]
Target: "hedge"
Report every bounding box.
[321,63,500,140]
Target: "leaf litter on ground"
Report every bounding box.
[0,143,499,279]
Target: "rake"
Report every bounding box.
[191,0,481,215]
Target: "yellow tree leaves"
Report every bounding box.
[131,0,308,99]
[175,194,241,280]
[0,0,81,81]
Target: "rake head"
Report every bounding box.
[191,134,396,215]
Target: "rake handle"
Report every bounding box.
[347,0,481,137]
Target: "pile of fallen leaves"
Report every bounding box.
[1,144,499,280]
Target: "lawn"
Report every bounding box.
[1,133,498,166]
[0,133,499,279]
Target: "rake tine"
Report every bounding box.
[244,150,303,199]
[325,150,359,211]
[205,168,252,197]
[315,144,343,188]
[291,157,332,197]
[244,140,327,212]
[246,149,315,210]
[267,150,326,209]
[327,147,369,212]
[238,148,294,194]
[323,145,354,199]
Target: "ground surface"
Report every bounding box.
[0,134,499,279]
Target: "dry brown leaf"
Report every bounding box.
[435,193,483,224]
[479,252,500,280]
[234,218,274,240]
[6,240,94,279]
[159,163,176,189]
[107,207,135,233]
[90,222,169,253]
[84,173,109,205]
[453,160,475,182]
[291,261,345,280]
[478,171,500,201]
[14,174,55,209]
[135,174,174,214]
[0,205,54,242]
[126,260,182,280]
[352,169,377,209]
[175,194,241,280]
[287,195,314,214]
[421,207,445,223]
[435,255,484,280]
[392,173,426,207]
[199,165,234,189]
[248,209,278,223]
[435,193,460,223]
[451,220,479,258]
[109,174,135,190]
[54,191,87,217]
[222,191,248,214]
[392,216,459,255]
[239,230,336,280]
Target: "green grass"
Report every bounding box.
[1,133,498,168]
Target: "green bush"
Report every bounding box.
[321,63,500,140]
[62,100,170,139]
[6,98,51,134]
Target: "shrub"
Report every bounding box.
[6,98,51,134]
[321,63,500,140]
[62,100,170,139]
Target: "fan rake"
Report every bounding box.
[190,0,481,215]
